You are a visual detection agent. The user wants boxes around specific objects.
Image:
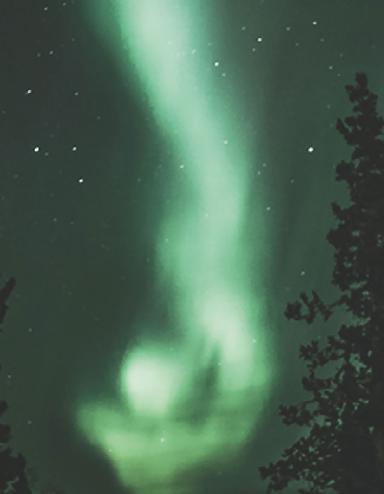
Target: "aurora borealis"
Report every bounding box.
[1,1,384,493]
[77,1,272,492]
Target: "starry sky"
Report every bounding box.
[1,1,384,493]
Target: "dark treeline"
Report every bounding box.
[260,73,384,493]
[0,278,32,493]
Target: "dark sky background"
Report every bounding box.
[1,1,384,493]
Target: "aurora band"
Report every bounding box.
[77,1,274,492]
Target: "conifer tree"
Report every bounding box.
[0,277,32,494]
[259,73,384,494]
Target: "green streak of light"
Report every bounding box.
[78,1,274,492]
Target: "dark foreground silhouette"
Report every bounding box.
[0,277,32,494]
[260,73,384,494]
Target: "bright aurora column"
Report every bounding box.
[77,1,274,492]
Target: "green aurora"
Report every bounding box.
[77,1,274,492]
[2,1,384,494]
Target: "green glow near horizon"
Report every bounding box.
[78,1,274,492]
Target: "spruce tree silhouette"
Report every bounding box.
[0,277,32,494]
[259,73,384,494]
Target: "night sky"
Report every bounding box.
[1,1,384,493]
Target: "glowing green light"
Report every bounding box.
[120,348,183,417]
[77,1,275,492]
